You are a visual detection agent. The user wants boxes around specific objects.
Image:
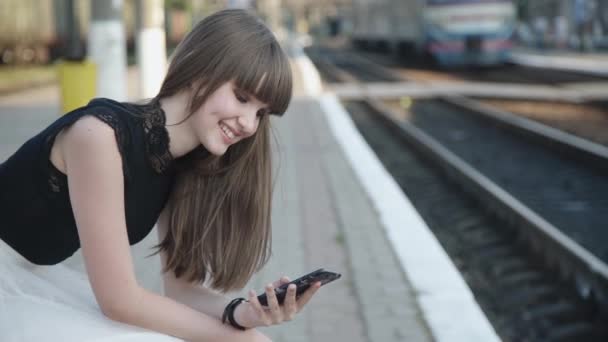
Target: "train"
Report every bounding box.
[351,0,517,66]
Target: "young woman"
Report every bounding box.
[0,9,320,342]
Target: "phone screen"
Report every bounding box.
[257,269,341,306]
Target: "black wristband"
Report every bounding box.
[222,297,248,330]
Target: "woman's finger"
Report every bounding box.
[295,281,322,311]
[283,284,298,320]
[271,275,290,288]
[265,283,282,323]
[248,289,271,326]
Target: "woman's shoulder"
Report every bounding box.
[82,97,164,130]
[52,98,134,135]
[56,97,173,175]
[82,98,140,124]
[85,97,173,175]
[61,114,124,172]
[63,97,152,153]
[86,97,134,111]
[63,114,118,143]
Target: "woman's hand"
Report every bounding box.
[233,276,321,329]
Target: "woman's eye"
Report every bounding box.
[234,91,247,103]
[256,109,268,117]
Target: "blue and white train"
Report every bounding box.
[351,0,517,66]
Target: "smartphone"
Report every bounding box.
[257,268,341,306]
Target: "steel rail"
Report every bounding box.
[364,98,608,316]
[441,95,608,173]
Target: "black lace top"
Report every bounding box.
[0,98,176,265]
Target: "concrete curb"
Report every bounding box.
[510,50,608,77]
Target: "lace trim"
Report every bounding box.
[48,169,62,193]
[95,112,129,179]
[45,131,66,193]
[141,99,173,174]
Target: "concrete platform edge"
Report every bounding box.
[295,48,501,342]
[510,50,608,77]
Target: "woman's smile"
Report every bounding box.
[220,121,237,143]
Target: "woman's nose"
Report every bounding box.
[237,109,258,135]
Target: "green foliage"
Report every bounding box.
[515,0,528,20]
[335,232,345,246]
[166,0,190,11]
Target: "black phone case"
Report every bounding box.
[257,269,341,306]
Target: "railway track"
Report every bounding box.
[308,47,608,340]
[306,46,608,148]
[306,47,400,83]
[307,48,608,146]
[336,45,608,85]
[345,99,607,341]
[474,99,608,148]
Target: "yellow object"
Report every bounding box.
[400,96,413,110]
[57,60,96,114]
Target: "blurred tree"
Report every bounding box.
[65,0,85,61]
[515,0,528,21]
[166,0,190,11]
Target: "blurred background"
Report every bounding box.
[1,0,608,94]
[1,1,608,341]
[1,1,607,64]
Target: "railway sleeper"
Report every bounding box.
[500,270,547,287]
[499,285,562,310]
[487,259,531,278]
[545,321,602,342]
[522,300,595,324]
[463,228,508,247]
[470,245,516,261]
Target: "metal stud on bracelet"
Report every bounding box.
[222,297,247,330]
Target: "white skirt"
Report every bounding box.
[0,239,182,342]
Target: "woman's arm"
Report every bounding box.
[62,116,269,342]
[157,210,230,321]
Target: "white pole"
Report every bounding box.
[89,0,127,101]
[136,0,167,99]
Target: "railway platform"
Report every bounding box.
[0,45,500,342]
[328,80,608,102]
[510,47,608,77]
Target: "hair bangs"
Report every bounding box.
[234,42,292,116]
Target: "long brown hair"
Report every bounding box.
[153,9,292,292]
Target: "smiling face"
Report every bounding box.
[158,9,292,159]
[189,81,270,156]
